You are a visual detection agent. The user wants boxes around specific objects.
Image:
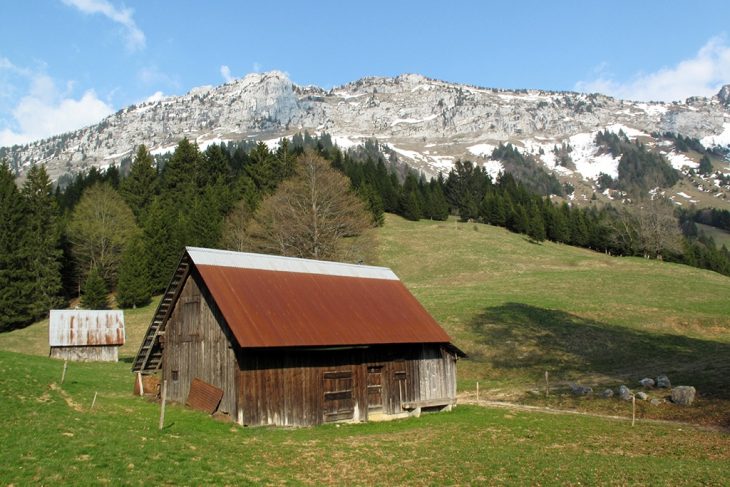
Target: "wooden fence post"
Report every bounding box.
[545,371,549,398]
[61,360,68,384]
[90,392,98,410]
[159,379,168,430]
[476,381,479,405]
[631,395,636,427]
[137,372,144,396]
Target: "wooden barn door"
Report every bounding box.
[322,370,354,422]
[366,365,383,411]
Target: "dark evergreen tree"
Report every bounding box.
[527,201,546,242]
[161,138,201,199]
[428,180,450,221]
[143,198,185,292]
[21,165,64,317]
[120,144,158,222]
[0,162,32,330]
[80,266,109,309]
[698,155,713,175]
[116,235,152,309]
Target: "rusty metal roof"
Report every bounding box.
[187,248,452,349]
[49,310,125,347]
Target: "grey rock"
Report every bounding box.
[601,388,614,398]
[650,398,662,406]
[570,383,593,396]
[639,378,655,388]
[656,374,671,388]
[671,386,696,406]
[718,84,730,106]
[636,391,648,401]
[3,71,730,188]
[618,385,632,401]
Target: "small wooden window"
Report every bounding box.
[171,370,179,381]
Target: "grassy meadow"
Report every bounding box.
[1,350,728,485]
[1,213,729,484]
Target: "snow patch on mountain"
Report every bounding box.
[701,122,730,147]
[664,151,698,170]
[568,132,620,180]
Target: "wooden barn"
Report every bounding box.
[133,247,464,426]
[49,310,125,362]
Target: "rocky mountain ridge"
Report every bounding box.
[2,71,729,205]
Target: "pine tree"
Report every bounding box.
[120,145,158,222]
[161,138,200,199]
[429,181,450,221]
[116,236,152,309]
[0,162,32,330]
[143,198,184,292]
[81,266,109,310]
[21,165,64,317]
[527,201,546,242]
[698,155,713,175]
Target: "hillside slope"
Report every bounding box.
[2,214,729,425]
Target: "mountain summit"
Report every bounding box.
[2,71,729,204]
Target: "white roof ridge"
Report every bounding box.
[185,247,399,281]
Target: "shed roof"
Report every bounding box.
[186,247,453,349]
[49,310,125,347]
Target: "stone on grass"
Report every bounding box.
[636,391,648,401]
[650,398,662,406]
[656,375,671,388]
[570,383,593,396]
[671,386,696,406]
[601,389,614,398]
[639,378,655,388]
[618,385,632,401]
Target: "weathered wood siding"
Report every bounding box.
[49,345,118,362]
[237,345,457,427]
[162,271,237,415]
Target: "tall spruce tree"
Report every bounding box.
[0,162,31,330]
[81,266,109,309]
[21,165,64,317]
[120,144,158,222]
[116,235,152,308]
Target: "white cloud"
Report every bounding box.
[220,65,234,83]
[0,69,113,147]
[62,0,145,51]
[576,36,730,102]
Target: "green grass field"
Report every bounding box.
[1,350,727,485]
[1,214,729,484]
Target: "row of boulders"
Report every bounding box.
[638,374,671,389]
[569,375,696,406]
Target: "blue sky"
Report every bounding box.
[1,0,729,146]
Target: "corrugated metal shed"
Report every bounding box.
[187,248,452,349]
[49,310,125,347]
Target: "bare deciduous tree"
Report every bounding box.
[229,150,372,261]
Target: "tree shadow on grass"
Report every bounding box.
[469,303,730,400]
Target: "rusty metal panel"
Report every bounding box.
[194,262,452,349]
[49,310,125,347]
[186,378,224,414]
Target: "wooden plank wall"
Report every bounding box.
[49,346,118,362]
[162,272,238,415]
[237,344,458,427]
